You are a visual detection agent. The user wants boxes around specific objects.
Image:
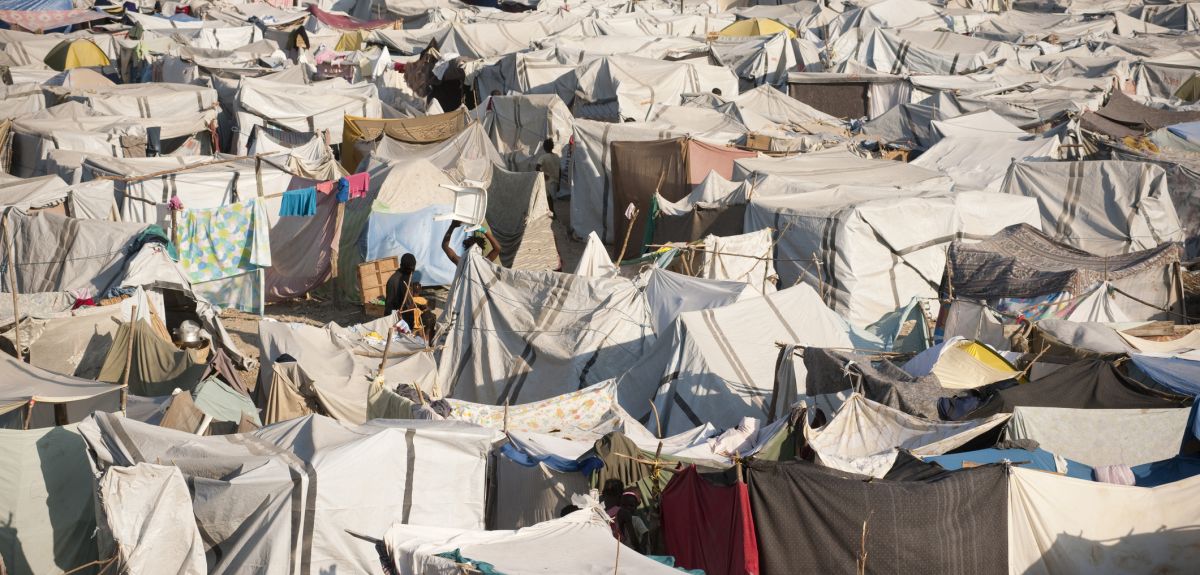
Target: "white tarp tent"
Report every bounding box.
[1005,405,1193,467]
[80,412,501,575]
[97,463,206,575]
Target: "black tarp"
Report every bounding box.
[804,348,952,420]
[960,358,1192,419]
[745,460,1007,575]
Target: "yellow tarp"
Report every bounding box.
[44,39,110,71]
[340,107,468,171]
[718,18,796,38]
[932,340,1025,389]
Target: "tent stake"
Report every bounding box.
[2,210,20,362]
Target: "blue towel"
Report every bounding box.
[335,178,350,203]
[279,187,317,217]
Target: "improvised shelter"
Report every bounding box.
[81,412,501,575]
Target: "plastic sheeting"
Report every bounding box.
[1008,466,1200,575]
[81,413,500,575]
[97,463,205,575]
[438,251,654,404]
[1006,405,1194,467]
[807,393,1011,478]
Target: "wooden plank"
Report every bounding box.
[1121,321,1176,338]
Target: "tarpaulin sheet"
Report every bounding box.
[307,5,397,31]
[438,251,654,405]
[0,425,97,575]
[0,351,120,416]
[1130,351,1200,396]
[659,466,759,575]
[97,319,207,397]
[686,139,756,186]
[492,455,590,530]
[925,447,1094,480]
[263,182,341,303]
[81,413,499,575]
[485,167,556,271]
[611,138,688,256]
[341,108,468,172]
[444,380,625,441]
[1008,466,1200,575]
[962,358,1191,419]
[807,393,1010,478]
[3,210,147,295]
[365,204,459,287]
[804,348,951,420]
[746,461,1007,575]
[98,463,205,575]
[1006,405,1194,467]
[0,9,106,32]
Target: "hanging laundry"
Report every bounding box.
[315,180,335,195]
[279,187,317,217]
[176,198,272,283]
[346,172,369,198]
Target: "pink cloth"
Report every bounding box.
[0,9,109,33]
[306,4,395,30]
[686,140,756,186]
[346,172,369,199]
[315,181,335,195]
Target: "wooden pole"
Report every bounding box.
[23,400,32,429]
[121,305,138,395]
[2,210,20,362]
[615,206,639,265]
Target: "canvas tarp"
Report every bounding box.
[0,352,122,428]
[804,348,951,420]
[1008,466,1200,575]
[912,134,1059,192]
[643,267,757,335]
[262,181,341,303]
[80,412,500,575]
[340,107,468,172]
[492,453,591,530]
[745,186,1041,328]
[611,137,688,256]
[443,380,628,441]
[731,148,953,191]
[806,393,1010,478]
[235,77,384,155]
[962,358,1191,419]
[476,94,574,168]
[384,505,682,575]
[652,172,747,245]
[2,209,148,295]
[1000,160,1184,256]
[97,318,207,397]
[257,314,437,424]
[97,463,205,575]
[746,461,1007,575]
[0,425,97,575]
[618,283,881,435]
[659,466,759,575]
[1006,405,1194,467]
[701,228,777,295]
[438,251,654,405]
[485,167,556,270]
[944,223,1180,321]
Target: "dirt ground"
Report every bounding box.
[220,197,585,391]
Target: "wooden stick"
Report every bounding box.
[615,206,639,265]
[23,399,32,430]
[2,210,20,362]
[121,305,138,392]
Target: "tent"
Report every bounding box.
[1006,405,1196,467]
[943,223,1182,322]
[81,412,501,575]
[1000,160,1184,256]
[340,107,468,172]
[0,425,97,575]
[803,347,952,420]
[746,461,1007,575]
[745,185,1040,328]
[96,463,206,575]
[806,393,1011,478]
[438,251,654,405]
[717,17,795,38]
[382,505,682,575]
[902,337,1023,390]
[43,38,109,71]
[1008,466,1200,575]
[0,352,122,429]
[959,358,1192,419]
[96,317,208,397]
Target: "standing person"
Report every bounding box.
[442,220,501,265]
[384,253,420,333]
[536,138,560,218]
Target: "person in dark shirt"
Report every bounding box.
[384,253,419,331]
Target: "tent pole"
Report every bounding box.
[121,305,138,393]
[2,209,20,362]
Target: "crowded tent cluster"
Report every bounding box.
[3,0,1200,573]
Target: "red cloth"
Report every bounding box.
[315,181,335,195]
[306,4,395,30]
[346,172,369,198]
[0,9,108,33]
[660,465,760,575]
[686,140,756,186]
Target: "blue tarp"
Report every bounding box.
[1130,353,1200,396]
[1131,455,1200,487]
[364,205,465,287]
[925,448,1094,480]
[1167,121,1200,144]
[499,442,603,475]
